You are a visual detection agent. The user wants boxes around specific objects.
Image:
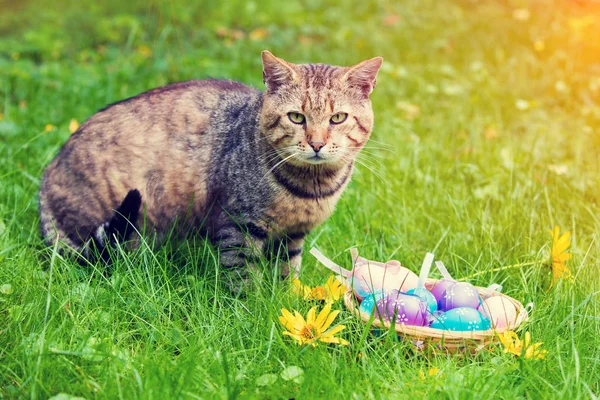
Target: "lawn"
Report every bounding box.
[1,0,599,398]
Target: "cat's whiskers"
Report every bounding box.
[363,138,389,146]
[356,151,387,168]
[261,150,288,165]
[347,145,396,155]
[260,151,301,182]
[257,145,298,166]
[343,148,387,167]
[353,158,390,185]
[340,151,390,185]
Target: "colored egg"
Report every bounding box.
[430,279,456,303]
[376,290,429,326]
[350,263,419,299]
[477,296,517,330]
[405,287,438,314]
[430,307,490,331]
[438,282,482,311]
[358,289,386,316]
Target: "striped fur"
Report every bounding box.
[38,51,382,286]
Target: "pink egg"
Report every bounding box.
[350,263,419,298]
[477,296,517,330]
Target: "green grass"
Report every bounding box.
[1,0,600,398]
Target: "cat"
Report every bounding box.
[38,50,382,284]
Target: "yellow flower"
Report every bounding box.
[44,124,55,132]
[292,279,311,299]
[310,285,327,300]
[293,276,347,303]
[419,367,441,380]
[69,119,80,134]
[322,276,346,303]
[498,331,548,360]
[279,303,349,347]
[249,28,269,41]
[136,45,152,58]
[548,226,574,288]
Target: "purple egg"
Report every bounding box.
[438,282,482,311]
[431,279,456,304]
[375,290,428,326]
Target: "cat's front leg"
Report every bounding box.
[213,219,268,290]
[280,235,305,279]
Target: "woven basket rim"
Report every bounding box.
[343,278,528,343]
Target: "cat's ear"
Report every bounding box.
[344,57,383,97]
[261,50,298,92]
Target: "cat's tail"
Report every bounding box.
[90,189,142,262]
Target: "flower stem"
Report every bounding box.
[459,261,537,280]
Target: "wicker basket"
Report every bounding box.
[343,278,529,353]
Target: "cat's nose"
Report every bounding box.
[309,141,326,152]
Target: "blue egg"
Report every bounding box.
[359,289,386,316]
[406,287,438,314]
[429,307,488,331]
[352,284,371,300]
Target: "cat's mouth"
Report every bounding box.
[304,153,331,165]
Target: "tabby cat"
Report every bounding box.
[39,50,383,283]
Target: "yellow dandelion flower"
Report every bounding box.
[249,28,269,41]
[44,124,55,132]
[279,303,349,347]
[292,279,311,299]
[310,285,327,300]
[293,276,347,303]
[498,331,548,360]
[419,367,441,381]
[136,45,152,58]
[548,226,574,288]
[69,119,80,134]
[322,276,346,303]
[498,331,520,354]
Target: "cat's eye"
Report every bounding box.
[330,112,348,124]
[287,112,305,124]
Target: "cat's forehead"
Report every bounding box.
[296,63,346,89]
[291,64,351,114]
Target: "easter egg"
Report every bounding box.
[477,296,517,330]
[430,279,456,304]
[358,289,386,316]
[438,282,482,311]
[350,263,419,299]
[376,290,429,326]
[405,287,438,314]
[430,307,490,331]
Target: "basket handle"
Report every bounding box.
[310,248,352,278]
[435,261,455,281]
[481,284,503,298]
[417,253,435,289]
